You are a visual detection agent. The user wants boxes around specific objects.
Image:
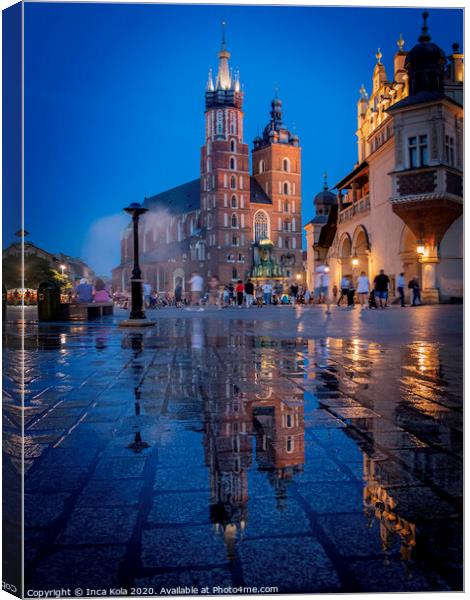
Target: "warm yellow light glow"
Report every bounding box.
[416,240,425,255]
[296,273,301,280]
[352,257,359,266]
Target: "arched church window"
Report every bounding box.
[232,267,238,280]
[259,160,266,174]
[254,210,269,241]
[283,182,290,195]
[282,158,290,172]
[231,213,238,228]
[230,176,237,189]
[230,139,236,152]
[231,195,237,208]
[229,156,236,170]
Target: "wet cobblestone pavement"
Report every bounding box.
[3,306,463,594]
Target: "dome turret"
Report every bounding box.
[405,11,447,95]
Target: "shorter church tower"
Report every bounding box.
[252,98,302,279]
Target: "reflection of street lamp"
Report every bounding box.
[416,239,425,256]
[120,202,155,327]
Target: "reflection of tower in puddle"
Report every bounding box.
[253,393,305,509]
[204,368,251,560]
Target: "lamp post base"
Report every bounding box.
[119,318,155,328]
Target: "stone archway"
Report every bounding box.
[399,225,419,287]
[352,225,371,282]
[339,234,352,280]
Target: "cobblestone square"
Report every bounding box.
[3,305,463,594]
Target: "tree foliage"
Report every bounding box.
[2,254,65,290]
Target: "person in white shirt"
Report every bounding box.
[356,271,370,309]
[262,282,273,305]
[189,272,204,309]
[314,265,331,314]
[397,272,406,307]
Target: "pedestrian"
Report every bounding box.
[397,272,406,307]
[143,281,152,308]
[347,278,356,308]
[255,284,263,307]
[356,271,370,309]
[332,284,338,303]
[235,279,245,307]
[373,269,390,309]
[314,265,329,307]
[304,289,311,305]
[245,278,255,307]
[409,277,421,306]
[289,282,299,305]
[208,276,219,307]
[337,275,350,306]
[188,271,204,310]
[174,282,183,308]
[228,282,235,306]
[262,281,273,305]
[75,278,93,304]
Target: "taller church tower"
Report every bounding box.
[200,24,251,282]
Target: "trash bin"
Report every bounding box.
[37,280,62,322]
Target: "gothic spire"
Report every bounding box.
[216,20,231,90]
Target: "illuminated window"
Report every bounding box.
[254,210,269,241]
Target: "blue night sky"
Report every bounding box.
[21,2,463,275]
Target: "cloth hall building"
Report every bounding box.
[305,13,463,303]
[113,32,303,293]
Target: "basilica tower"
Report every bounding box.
[252,98,303,279]
[200,24,251,282]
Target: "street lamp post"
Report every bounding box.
[119,202,155,327]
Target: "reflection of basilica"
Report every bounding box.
[309,336,461,572]
[202,329,305,558]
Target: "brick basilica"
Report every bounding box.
[113,29,303,294]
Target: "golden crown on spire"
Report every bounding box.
[397,33,405,52]
[376,48,383,64]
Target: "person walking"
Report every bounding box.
[289,282,299,305]
[347,278,356,308]
[188,271,204,309]
[337,275,350,306]
[373,269,390,309]
[356,271,370,309]
[235,279,245,307]
[208,276,219,307]
[174,282,183,308]
[245,278,255,307]
[262,281,273,306]
[409,277,421,306]
[397,272,406,307]
[143,281,152,308]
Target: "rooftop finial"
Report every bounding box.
[359,83,368,99]
[323,172,328,190]
[418,11,431,43]
[397,33,405,52]
[274,82,279,99]
[376,48,383,64]
[221,20,227,50]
